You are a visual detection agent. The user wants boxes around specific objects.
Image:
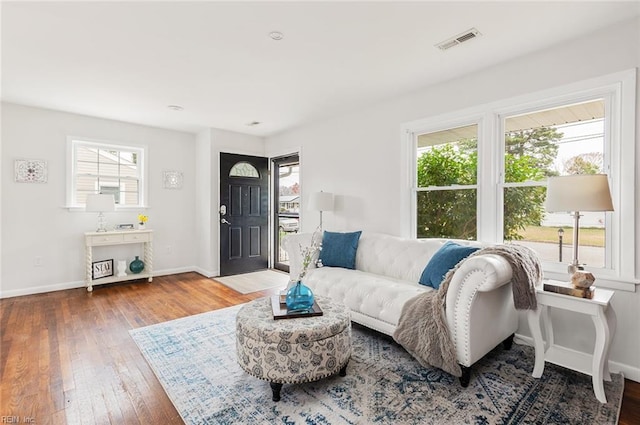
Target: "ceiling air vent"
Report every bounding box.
[435,28,481,51]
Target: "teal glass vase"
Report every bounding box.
[285,281,314,311]
[129,256,144,274]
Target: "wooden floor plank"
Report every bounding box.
[620,379,640,425]
[1,271,638,424]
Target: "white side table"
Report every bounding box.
[85,229,154,292]
[527,281,616,403]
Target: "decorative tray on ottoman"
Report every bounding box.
[270,295,323,320]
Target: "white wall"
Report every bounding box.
[195,128,214,276]
[194,128,264,276]
[266,18,640,379]
[1,103,197,297]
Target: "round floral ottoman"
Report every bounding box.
[236,296,351,401]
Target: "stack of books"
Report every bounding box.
[543,279,595,299]
[270,296,323,320]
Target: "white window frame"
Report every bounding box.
[66,137,148,209]
[410,117,484,240]
[401,69,636,291]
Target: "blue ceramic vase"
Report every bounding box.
[129,256,144,274]
[285,281,314,311]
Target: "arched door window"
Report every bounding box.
[229,162,259,178]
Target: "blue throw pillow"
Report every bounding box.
[319,231,362,269]
[419,242,479,289]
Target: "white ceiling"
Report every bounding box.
[2,1,639,137]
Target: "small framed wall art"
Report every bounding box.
[92,259,114,279]
[14,158,48,183]
[163,170,183,189]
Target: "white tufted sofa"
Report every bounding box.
[283,231,518,384]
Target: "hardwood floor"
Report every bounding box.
[1,272,639,424]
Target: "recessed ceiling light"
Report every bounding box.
[269,31,284,41]
[167,105,184,111]
[247,121,261,126]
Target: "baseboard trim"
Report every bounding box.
[192,267,218,278]
[0,280,86,299]
[152,266,195,277]
[0,266,201,299]
[515,333,640,383]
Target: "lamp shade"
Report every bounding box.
[309,191,334,212]
[545,174,613,212]
[86,194,116,212]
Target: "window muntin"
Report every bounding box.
[502,99,609,269]
[70,139,144,207]
[416,124,478,239]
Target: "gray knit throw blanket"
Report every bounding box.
[393,244,542,377]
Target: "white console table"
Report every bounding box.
[84,229,153,292]
[527,281,616,403]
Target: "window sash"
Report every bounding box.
[416,188,478,240]
[496,95,613,275]
[68,139,145,208]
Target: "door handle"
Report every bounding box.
[221,218,231,225]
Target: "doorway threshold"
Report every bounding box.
[215,269,289,294]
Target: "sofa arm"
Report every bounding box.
[282,233,316,281]
[444,254,517,366]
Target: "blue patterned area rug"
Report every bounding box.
[130,304,623,425]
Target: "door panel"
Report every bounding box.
[249,226,261,257]
[249,186,261,216]
[229,227,242,260]
[230,185,242,216]
[220,153,268,276]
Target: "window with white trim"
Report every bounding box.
[404,70,636,287]
[68,139,146,207]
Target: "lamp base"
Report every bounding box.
[567,211,584,276]
[96,212,108,232]
[567,263,585,275]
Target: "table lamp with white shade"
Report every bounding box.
[544,174,613,274]
[309,191,334,229]
[86,194,115,232]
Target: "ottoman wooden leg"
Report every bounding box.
[270,382,283,402]
[339,361,348,377]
